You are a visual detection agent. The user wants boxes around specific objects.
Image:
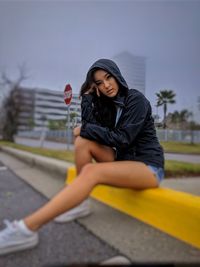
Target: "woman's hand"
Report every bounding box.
[85,83,100,97]
[73,126,81,137]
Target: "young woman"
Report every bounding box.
[0,59,164,255]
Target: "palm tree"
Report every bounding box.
[156,90,176,128]
[170,110,180,128]
[170,109,192,129]
[179,109,192,123]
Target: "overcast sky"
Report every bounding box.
[0,0,200,122]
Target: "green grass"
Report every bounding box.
[161,141,200,154]
[165,160,200,177]
[0,141,75,162]
[1,141,200,178]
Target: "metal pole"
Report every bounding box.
[67,105,70,150]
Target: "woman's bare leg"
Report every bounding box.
[24,137,115,230]
[24,160,158,231]
[74,136,115,174]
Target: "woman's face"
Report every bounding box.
[93,69,119,98]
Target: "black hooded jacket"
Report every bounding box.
[80,59,164,169]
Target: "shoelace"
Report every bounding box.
[0,220,17,240]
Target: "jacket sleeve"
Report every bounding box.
[81,94,100,125]
[80,93,149,149]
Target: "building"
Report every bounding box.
[34,88,81,130]
[112,51,146,94]
[15,87,81,131]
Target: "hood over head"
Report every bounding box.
[87,59,129,92]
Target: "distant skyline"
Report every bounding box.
[0,0,199,122]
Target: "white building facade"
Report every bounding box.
[112,51,146,94]
[16,87,81,131]
[34,89,81,130]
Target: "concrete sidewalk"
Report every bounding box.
[165,152,200,164]
[1,148,200,263]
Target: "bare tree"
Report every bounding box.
[0,63,28,88]
[0,64,29,141]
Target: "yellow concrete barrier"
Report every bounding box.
[66,166,200,249]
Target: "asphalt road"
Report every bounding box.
[0,162,119,267]
[164,153,200,163]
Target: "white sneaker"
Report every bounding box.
[0,220,39,256]
[54,199,92,223]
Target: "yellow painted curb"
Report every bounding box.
[66,166,200,249]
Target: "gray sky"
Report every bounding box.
[0,0,200,122]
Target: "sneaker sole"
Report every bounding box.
[54,210,92,223]
[0,235,39,256]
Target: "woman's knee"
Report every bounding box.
[74,136,90,150]
[74,136,101,156]
[78,163,100,185]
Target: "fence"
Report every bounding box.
[17,129,200,144]
[156,129,200,143]
[17,129,74,144]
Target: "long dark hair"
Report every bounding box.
[80,68,117,128]
[80,69,93,97]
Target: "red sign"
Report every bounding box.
[64,84,72,105]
